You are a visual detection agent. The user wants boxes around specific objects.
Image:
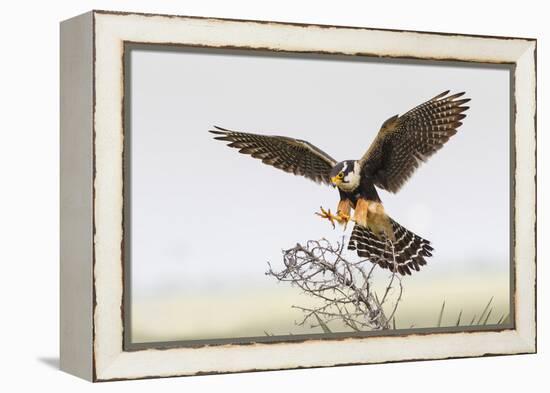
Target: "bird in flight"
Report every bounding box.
[209,91,470,275]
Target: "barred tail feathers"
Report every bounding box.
[348,218,433,275]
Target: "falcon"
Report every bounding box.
[209,91,470,275]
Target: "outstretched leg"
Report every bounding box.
[354,198,369,227]
[336,199,352,229]
[316,201,352,229]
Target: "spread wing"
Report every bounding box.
[359,91,470,193]
[209,126,338,185]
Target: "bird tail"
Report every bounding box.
[347,217,433,275]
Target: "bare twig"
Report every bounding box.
[266,238,404,331]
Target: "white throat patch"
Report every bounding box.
[339,161,361,192]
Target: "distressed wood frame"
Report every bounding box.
[60,10,537,382]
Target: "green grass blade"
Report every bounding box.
[455,309,463,326]
[482,308,493,325]
[437,301,446,327]
[476,297,494,325]
[313,312,332,334]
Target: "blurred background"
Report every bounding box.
[128,46,511,343]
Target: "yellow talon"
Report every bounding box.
[315,206,336,228]
[316,207,352,229]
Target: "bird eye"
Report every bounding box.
[338,172,344,178]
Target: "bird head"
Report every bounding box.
[330,160,361,191]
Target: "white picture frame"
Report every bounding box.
[60,10,536,381]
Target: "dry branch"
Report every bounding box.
[266,238,403,331]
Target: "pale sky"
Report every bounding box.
[128,47,511,301]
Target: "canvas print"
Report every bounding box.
[125,46,512,345]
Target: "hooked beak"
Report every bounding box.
[331,176,341,187]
